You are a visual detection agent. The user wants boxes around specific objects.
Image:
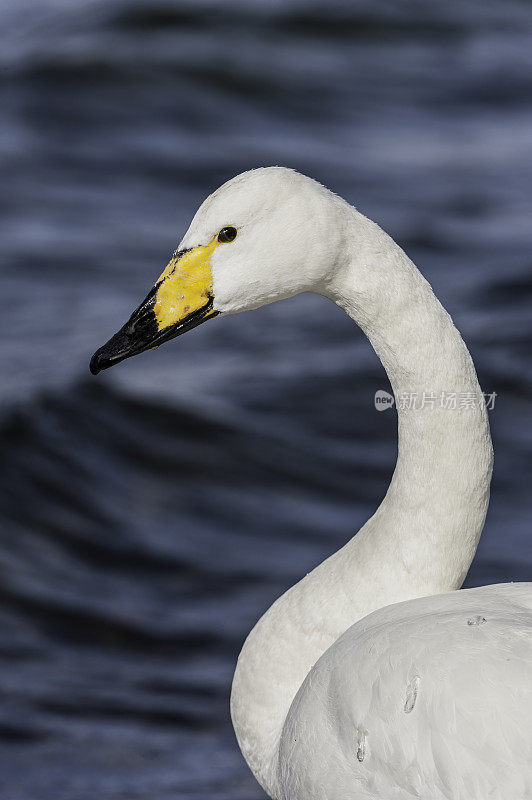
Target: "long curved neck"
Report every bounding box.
[230,211,493,797]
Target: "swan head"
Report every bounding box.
[90,167,347,374]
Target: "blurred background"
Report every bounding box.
[1,0,531,797]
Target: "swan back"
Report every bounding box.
[278,583,532,800]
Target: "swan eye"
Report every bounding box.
[218,226,237,243]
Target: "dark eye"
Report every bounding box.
[218,226,237,243]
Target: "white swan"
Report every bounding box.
[90,167,532,800]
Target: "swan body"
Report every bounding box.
[91,167,532,799]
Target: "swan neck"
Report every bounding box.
[327,214,493,591]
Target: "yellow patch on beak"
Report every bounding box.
[154,237,219,330]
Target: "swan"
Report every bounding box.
[90,167,532,800]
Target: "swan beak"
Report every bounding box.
[89,241,219,375]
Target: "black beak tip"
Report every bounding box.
[89,349,105,375]
[90,340,125,375]
[89,295,216,376]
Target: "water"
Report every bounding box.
[1,1,532,797]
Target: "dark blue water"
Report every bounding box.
[1,1,532,797]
